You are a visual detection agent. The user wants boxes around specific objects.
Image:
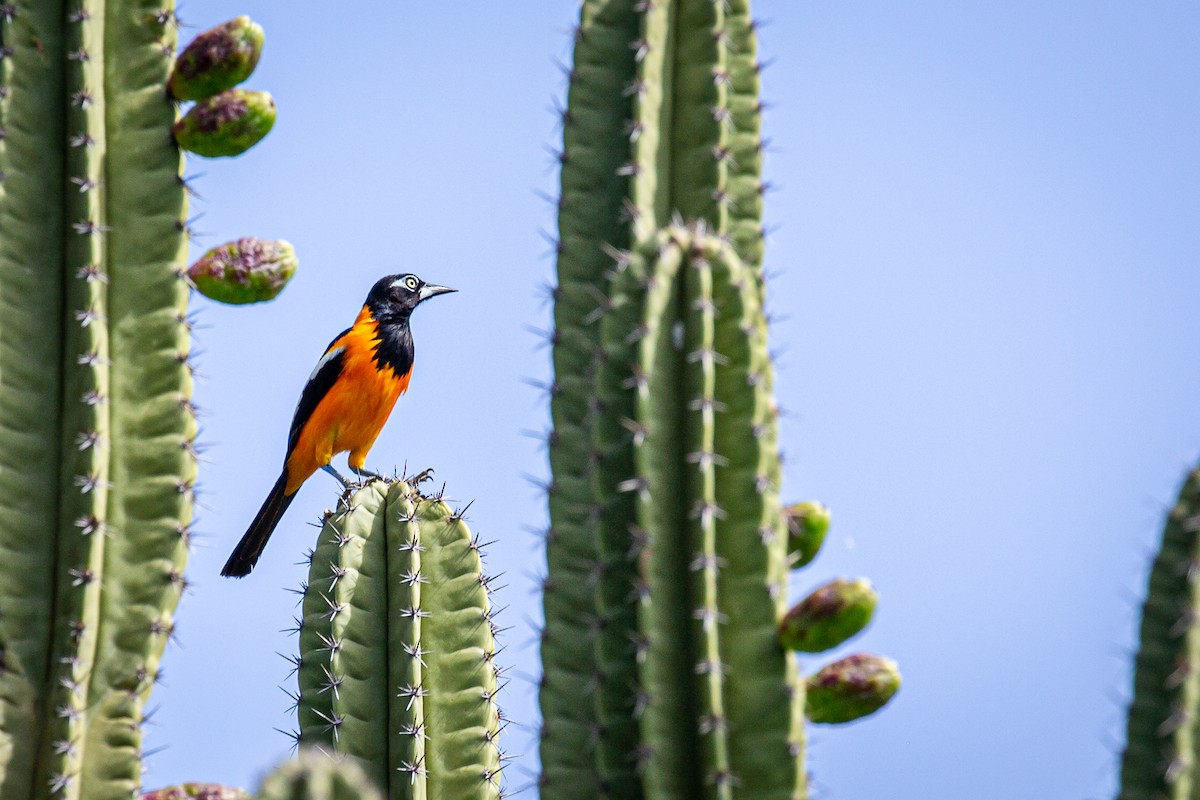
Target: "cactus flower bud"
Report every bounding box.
[188,238,297,305]
[173,89,275,158]
[806,654,901,724]
[779,577,876,652]
[784,501,830,568]
[169,16,264,101]
[140,784,251,800]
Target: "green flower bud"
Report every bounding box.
[140,784,251,800]
[784,501,830,568]
[169,16,265,101]
[806,654,901,724]
[173,89,276,158]
[779,577,876,652]
[188,238,297,305]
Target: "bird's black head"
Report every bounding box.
[365,273,456,324]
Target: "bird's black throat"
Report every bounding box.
[370,313,415,380]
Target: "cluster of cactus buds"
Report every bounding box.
[170,16,274,158]
[168,17,295,306]
[778,514,901,725]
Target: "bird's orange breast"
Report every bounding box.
[284,307,411,493]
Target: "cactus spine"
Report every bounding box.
[0,2,195,798]
[1119,466,1200,799]
[296,479,503,800]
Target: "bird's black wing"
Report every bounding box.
[286,328,351,455]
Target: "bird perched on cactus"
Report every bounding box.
[221,274,455,577]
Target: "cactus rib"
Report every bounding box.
[540,0,642,794]
[0,0,68,795]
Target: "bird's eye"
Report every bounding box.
[404,276,419,290]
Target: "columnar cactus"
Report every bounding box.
[1119,465,1200,799]
[0,7,280,798]
[0,3,195,798]
[542,2,770,795]
[541,2,897,798]
[295,479,503,800]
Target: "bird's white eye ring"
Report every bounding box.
[404,276,419,290]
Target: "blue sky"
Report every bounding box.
[150,3,1200,798]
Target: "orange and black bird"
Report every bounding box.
[221,273,455,578]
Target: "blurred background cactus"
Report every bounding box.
[537,1,897,797]
[0,5,282,798]
[253,753,382,800]
[1118,465,1200,799]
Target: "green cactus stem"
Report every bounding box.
[779,578,877,653]
[1119,465,1200,799]
[541,1,774,795]
[543,1,898,797]
[142,785,252,800]
[592,224,802,799]
[296,479,502,800]
[784,502,831,569]
[0,1,196,798]
[256,753,382,800]
[169,16,264,101]
[538,1,643,792]
[172,89,275,157]
[805,655,901,725]
[188,238,297,304]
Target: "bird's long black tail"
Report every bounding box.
[221,471,296,578]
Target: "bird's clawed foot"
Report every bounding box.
[408,468,435,486]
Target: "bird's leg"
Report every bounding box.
[350,464,383,481]
[321,463,353,488]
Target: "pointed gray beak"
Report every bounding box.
[417,284,456,303]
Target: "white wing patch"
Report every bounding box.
[307,345,345,382]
